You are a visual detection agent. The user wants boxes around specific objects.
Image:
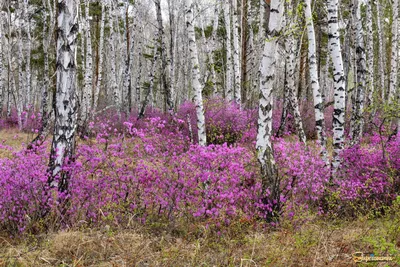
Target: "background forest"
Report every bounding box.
[0,0,400,266]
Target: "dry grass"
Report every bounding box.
[0,129,34,158]
[1,216,399,267]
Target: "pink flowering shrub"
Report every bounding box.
[0,117,262,235]
[178,98,255,145]
[0,108,42,132]
[274,138,330,205]
[0,100,399,235]
[0,142,51,233]
[331,135,400,215]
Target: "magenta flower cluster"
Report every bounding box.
[0,100,399,235]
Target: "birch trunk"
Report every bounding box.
[375,0,386,98]
[31,0,53,146]
[17,12,24,130]
[327,0,346,171]
[210,2,219,96]
[78,1,85,85]
[256,0,283,220]
[247,0,257,104]
[122,2,133,114]
[138,37,158,119]
[186,0,207,146]
[365,0,374,104]
[167,0,176,109]
[199,9,218,97]
[223,0,233,101]
[350,0,366,145]
[24,0,32,109]
[81,0,93,129]
[93,2,105,113]
[286,36,307,144]
[109,2,119,116]
[48,0,78,192]
[6,3,13,119]
[389,0,398,102]
[155,0,173,113]
[135,27,143,109]
[305,0,328,162]
[232,0,241,105]
[0,20,4,114]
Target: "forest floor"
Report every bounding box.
[0,130,399,266]
[1,215,400,266]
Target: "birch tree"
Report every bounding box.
[167,0,177,106]
[305,0,327,162]
[0,18,4,115]
[389,0,398,102]
[256,0,283,221]
[17,6,24,130]
[48,0,78,192]
[284,9,306,145]
[186,0,206,146]
[223,0,233,101]
[138,36,159,119]
[327,0,346,171]
[375,0,386,98]
[135,26,143,109]
[155,0,173,113]
[80,0,93,131]
[24,0,32,109]
[365,0,374,104]
[109,1,119,116]
[122,2,134,113]
[30,0,55,147]
[350,0,366,145]
[232,0,241,105]
[93,1,105,113]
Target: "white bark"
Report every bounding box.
[247,0,257,103]
[232,0,241,105]
[198,8,217,97]
[285,35,306,144]
[365,0,374,104]
[375,0,386,98]
[155,0,173,112]
[49,0,78,191]
[39,0,52,141]
[122,2,133,113]
[24,0,31,109]
[81,0,93,127]
[0,18,4,114]
[78,1,85,81]
[17,8,24,130]
[223,0,233,101]
[389,0,398,102]
[327,0,346,171]
[350,0,366,145]
[138,36,158,119]
[256,0,283,167]
[167,0,177,109]
[93,2,105,113]
[305,0,328,162]
[135,27,143,109]
[210,2,219,96]
[186,0,206,146]
[108,2,119,116]
[256,0,283,220]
